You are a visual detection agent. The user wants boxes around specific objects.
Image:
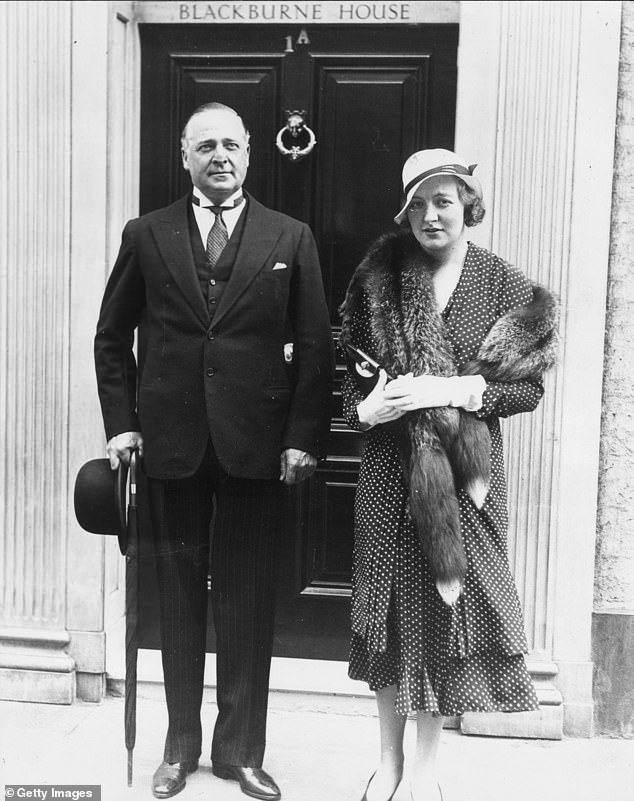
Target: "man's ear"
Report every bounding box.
[181,148,189,169]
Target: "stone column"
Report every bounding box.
[456,0,621,736]
[0,0,76,702]
[0,0,136,704]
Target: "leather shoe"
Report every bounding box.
[152,759,198,799]
[212,762,281,800]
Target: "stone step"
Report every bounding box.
[461,661,563,740]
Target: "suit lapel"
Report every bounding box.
[211,194,282,327]
[150,196,208,327]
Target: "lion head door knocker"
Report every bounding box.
[275,110,317,163]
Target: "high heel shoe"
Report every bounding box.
[409,783,443,801]
[361,771,402,801]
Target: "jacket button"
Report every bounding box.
[209,278,216,285]
[207,330,215,340]
[206,367,215,377]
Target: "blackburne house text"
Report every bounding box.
[177,3,413,22]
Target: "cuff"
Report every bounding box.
[448,375,486,412]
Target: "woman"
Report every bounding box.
[339,149,559,801]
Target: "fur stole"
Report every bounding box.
[340,229,559,586]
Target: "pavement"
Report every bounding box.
[1,686,633,801]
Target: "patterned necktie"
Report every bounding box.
[206,207,228,268]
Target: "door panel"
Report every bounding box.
[314,60,430,318]
[137,22,458,659]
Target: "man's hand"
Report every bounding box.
[106,431,144,470]
[280,448,318,485]
[357,369,408,430]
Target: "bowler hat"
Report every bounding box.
[394,148,482,224]
[74,458,128,554]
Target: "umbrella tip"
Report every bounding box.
[127,749,133,787]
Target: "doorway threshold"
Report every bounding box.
[107,649,373,699]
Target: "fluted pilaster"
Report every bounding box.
[0,0,74,701]
[458,0,621,736]
[491,0,581,657]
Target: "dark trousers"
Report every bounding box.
[147,443,282,766]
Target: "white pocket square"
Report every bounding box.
[272,262,287,270]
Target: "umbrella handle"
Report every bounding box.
[115,460,129,555]
[129,450,138,510]
[115,448,140,556]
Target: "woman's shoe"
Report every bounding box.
[409,784,444,801]
[360,772,375,801]
[361,771,402,801]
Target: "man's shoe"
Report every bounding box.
[152,759,199,799]
[212,762,281,800]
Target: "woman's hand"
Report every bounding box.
[383,374,453,411]
[383,373,486,411]
[357,370,408,430]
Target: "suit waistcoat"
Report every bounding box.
[187,200,248,321]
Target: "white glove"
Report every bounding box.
[447,375,487,411]
[106,431,144,470]
[383,374,486,412]
[357,370,408,430]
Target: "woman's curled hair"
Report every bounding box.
[457,182,485,227]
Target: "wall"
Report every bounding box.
[593,0,634,738]
[0,0,136,704]
[0,0,627,735]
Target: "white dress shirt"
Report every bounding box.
[191,186,245,247]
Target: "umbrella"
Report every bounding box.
[74,451,141,786]
[119,450,139,787]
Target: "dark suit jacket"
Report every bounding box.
[94,193,335,480]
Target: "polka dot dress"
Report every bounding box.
[343,242,542,716]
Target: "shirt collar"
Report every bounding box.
[192,186,244,209]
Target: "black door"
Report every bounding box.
[137,22,458,660]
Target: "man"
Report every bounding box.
[94,102,334,800]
